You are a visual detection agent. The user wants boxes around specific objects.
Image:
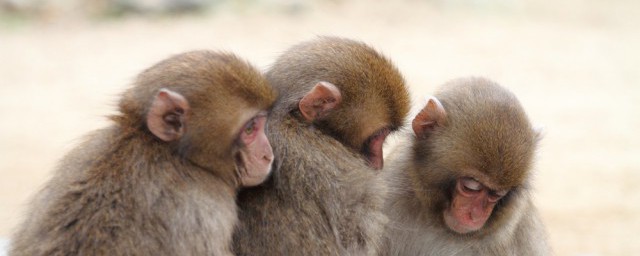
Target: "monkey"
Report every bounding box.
[232,36,411,255]
[380,77,552,255]
[8,50,277,256]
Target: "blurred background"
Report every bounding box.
[1,0,638,255]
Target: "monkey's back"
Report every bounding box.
[234,116,388,255]
[9,127,237,256]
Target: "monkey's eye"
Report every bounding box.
[494,190,508,197]
[240,114,267,145]
[244,120,256,135]
[488,189,508,202]
[460,178,482,192]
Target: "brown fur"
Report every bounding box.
[9,51,276,256]
[382,77,551,255]
[233,37,410,255]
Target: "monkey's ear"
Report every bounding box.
[299,81,342,122]
[412,97,447,138]
[146,88,190,142]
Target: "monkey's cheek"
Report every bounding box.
[240,160,273,187]
[443,209,463,233]
[366,130,389,170]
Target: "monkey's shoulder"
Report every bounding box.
[11,128,238,255]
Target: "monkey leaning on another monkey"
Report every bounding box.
[9,50,277,256]
[233,36,411,255]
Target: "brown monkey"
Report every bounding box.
[233,37,411,255]
[381,77,551,255]
[9,51,276,256]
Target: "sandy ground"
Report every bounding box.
[1,0,639,255]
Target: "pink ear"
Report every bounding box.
[146,88,190,141]
[412,97,447,138]
[298,81,342,121]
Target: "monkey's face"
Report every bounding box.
[419,146,522,236]
[320,110,394,170]
[429,117,532,236]
[185,99,275,188]
[145,88,275,188]
[233,111,274,187]
[358,127,391,170]
[442,171,510,234]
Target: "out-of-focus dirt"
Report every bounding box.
[1,1,638,255]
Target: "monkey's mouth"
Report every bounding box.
[443,208,485,234]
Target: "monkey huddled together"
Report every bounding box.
[9,37,551,255]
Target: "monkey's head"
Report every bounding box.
[267,36,410,169]
[116,51,277,187]
[411,77,539,236]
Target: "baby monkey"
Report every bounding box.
[9,51,276,256]
[382,77,551,255]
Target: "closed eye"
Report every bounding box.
[461,177,482,192]
[488,189,509,202]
